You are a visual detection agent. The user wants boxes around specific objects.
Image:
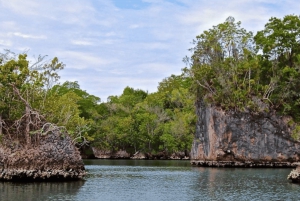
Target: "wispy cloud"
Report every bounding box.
[129,24,142,29]
[0,0,39,16]
[0,39,12,46]
[58,51,116,70]
[70,40,94,46]
[10,32,47,39]
[0,0,299,101]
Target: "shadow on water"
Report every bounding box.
[0,180,85,201]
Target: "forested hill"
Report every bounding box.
[1,14,300,156]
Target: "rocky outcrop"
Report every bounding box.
[170,152,189,160]
[0,129,86,181]
[191,160,298,167]
[92,148,131,159]
[287,163,300,183]
[91,148,190,160]
[131,151,146,159]
[191,100,300,166]
[92,148,112,159]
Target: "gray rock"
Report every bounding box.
[287,165,300,183]
[0,130,86,181]
[191,100,300,164]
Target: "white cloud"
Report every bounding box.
[58,51,116,70]
[70,40,93,46]
[105,32,117,37]
[0,21,17,31]
[129,24,141,29]
[1,0,300,101]
[10,32,47,39]
[138,42,169,50]
[0,39,12,47]
[0,0,39,16]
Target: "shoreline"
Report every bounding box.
[190,160,299,168]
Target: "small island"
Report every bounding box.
[185,15,300,182]
[0,55,85,181]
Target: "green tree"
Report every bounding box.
[255,15,300,68]
[186,16,262,111]
[51,81,101,119]
[47,81,102,143]
[254,15,300,118]
[94,87,148,152]
[0,51,64,145]
[42,91,86,136]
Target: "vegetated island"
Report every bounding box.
[1,14,300,182]
[0,54,85,181]
[185,15,300,182]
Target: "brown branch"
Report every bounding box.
[9,83,32,110]
[196,80,216,95]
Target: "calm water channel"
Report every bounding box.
[0,159,299,201]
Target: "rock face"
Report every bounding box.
[91,148,190,160]
[92,148,131,159]
[0,130,86,181]
[191,100,300,166]
[287,163,300,182]
[130,151,146,159]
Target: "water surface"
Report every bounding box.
[0,159,299,201]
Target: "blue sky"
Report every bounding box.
[0,0,299,102]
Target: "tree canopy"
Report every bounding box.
[185,15,300,140]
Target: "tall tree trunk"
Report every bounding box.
[10,84,32,146]
[25,105,31,146]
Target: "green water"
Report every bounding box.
[0,159,299,201]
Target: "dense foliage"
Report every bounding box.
[0,50,195,154]
[0,51,88,146]
[185,15,300,140]
[92,74,195,154]
[1,14,299,154]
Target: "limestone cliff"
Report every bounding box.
[191,100,300,166]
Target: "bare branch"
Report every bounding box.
[263,82,275,105]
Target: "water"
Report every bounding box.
[0,159,299,201]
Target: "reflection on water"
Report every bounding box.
[0,160,299,201]
[0,180,85,201]
[190,167,300,200]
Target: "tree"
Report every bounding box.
[51,81,101,119]
[0,51,64,146]
[255,15,300,68]
[254,15,300,118]
[93,87,148,152]
[185,16,263,111]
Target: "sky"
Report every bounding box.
[0,0,299,102]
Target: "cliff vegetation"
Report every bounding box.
[184,15,300,141]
